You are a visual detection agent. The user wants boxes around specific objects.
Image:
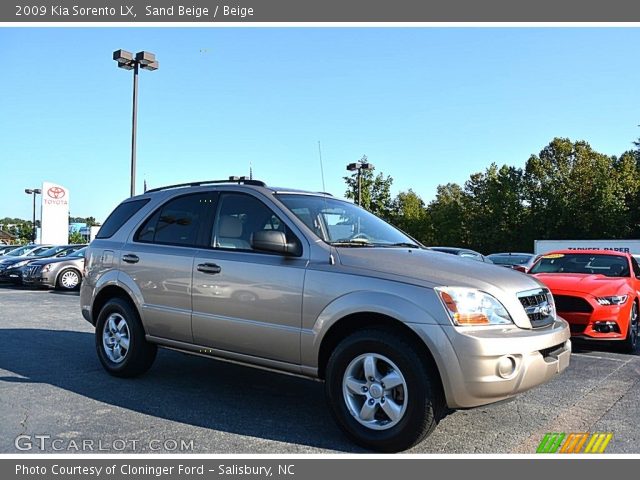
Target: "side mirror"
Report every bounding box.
[251,230,301,256]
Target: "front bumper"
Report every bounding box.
[560,305,629,341]
[1,267,25,284]
[413,318,571,409]
[21,273,55,288]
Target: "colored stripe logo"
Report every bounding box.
[536,433,612,453]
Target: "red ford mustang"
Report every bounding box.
[529,250,639,352]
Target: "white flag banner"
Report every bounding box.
[40,182,69,245]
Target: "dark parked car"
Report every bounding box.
[23,247,87,290]
[0,244,84,284]
[428,247,494,263]
[487,253,538,273]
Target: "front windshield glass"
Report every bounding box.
[33,246,64,257]
[530,253,630,277]
[277,194,420,247]
[7,245,33,256]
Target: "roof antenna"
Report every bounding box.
[318,141,326,192]
[249,161,253,180]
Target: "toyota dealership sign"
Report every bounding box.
[40,181,69,244]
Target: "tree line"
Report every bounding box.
[0,216,99,244]
[344,138,640,254]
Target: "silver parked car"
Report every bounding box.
[81,178,571,452]
[22,246,87,290]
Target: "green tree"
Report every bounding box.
[427,183,467,247]
[68,231,85,244]
[463,163,529,253]
[343,157,394,219]
[390,189,433,244]
[523,138,634,241]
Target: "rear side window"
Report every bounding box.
[135,193,216,247]
[97,199,150,239]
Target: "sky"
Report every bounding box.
[1,27,640,222]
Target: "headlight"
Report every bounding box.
[435,287,513,326]
[12,260,30,268]
[596,295,628,306]
[42,264,52,273]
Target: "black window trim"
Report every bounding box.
[96,198,151,239]
[132,192,218,249]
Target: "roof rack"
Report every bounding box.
[145,176,266,193]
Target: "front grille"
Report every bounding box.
[553,295,593,313]
[518,288,555,328]
[23,265,41,277]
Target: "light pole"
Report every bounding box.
[24,188,41,243]
[346,157,374,206]
[113,49,159,197]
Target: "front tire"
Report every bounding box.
[56,268,81,290]
[622,300,638,353]
[95,297,157,377]
[325,328,441,452]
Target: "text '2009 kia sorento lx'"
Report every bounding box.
[80,178,571,452]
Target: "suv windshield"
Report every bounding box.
[530,253,630,277]
[277,194,420,248]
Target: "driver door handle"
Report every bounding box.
[197,263,222,274]
[122,254,139,264]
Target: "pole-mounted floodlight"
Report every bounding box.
[346,157,375,207]
[113,49,159,197]
[24,188,42,243]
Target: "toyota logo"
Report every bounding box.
[47,186,66,199]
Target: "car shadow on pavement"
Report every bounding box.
[0,328,365,452]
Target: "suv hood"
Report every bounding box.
[337,246,547,295]
[336,248,547,329]
[531,273,629,297]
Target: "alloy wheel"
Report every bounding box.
[342,353,408,431]
[102,313,131,364]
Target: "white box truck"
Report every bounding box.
[534,239,640,255]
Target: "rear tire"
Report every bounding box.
[325,328,441,452]
[95,297,157,377]
[622,301,638,354]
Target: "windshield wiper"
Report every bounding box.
[329,238,372,247]
[380,242,421,248]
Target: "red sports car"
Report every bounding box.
[529,250,639,352]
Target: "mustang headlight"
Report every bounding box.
[596,295,628,306]
[435,287,513,326]
[12,260,30,268]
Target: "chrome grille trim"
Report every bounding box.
[517,288,556,328]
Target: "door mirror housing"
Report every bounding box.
[251,230,301,256]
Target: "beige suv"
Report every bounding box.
[81,178,570,452]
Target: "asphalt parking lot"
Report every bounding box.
[0,284,639,454]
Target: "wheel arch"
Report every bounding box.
[316,312,445,402]
[92,284,141,328]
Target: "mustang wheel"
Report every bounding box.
[325,328,441,452]
[57,268,81,290]
[95,298,157,377]
[622,300,639,353]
